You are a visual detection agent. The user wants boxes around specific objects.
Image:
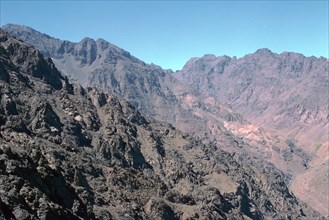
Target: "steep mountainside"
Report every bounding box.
[2,24,182,121]
[4,24,328,216]
[0,29,323,219]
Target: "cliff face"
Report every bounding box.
[0,29,323,219]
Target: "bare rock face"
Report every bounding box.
[0,29,324,219]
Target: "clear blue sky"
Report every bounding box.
[1,1,328,70]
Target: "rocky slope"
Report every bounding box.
[4,24,328,217]
[0,29,324,219]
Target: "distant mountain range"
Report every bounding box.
[176,50,328,151]
[2,24,329,217]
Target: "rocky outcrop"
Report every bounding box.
[0,29,323,219]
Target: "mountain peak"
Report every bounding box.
[2,23,59,41]
[80,37,95,43]
[201,54,217,60]
[254,48,274,55]
[2,23,33,32]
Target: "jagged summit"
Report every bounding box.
[2,24,133,66]
[254,48,273,55]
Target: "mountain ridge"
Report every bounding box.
[175,48,329,216]
[175,48,328,150]
[182,49,326,70]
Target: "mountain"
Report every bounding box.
[2,25,263,162]
[5,25,327,149]
[1,29,324,219]
[174,51,329,215]
[3,24,328,217]
[176,51,328,151]
[1,24,224,135]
